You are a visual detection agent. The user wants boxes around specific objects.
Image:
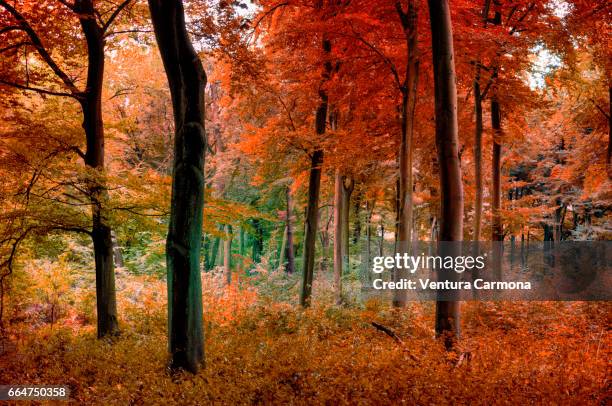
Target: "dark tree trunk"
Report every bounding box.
[209,236,221,270]
[341,176,353,272]
[394,0,419,307]
[285,186,296,274]
[491,99,503,242]
[252,219,264,263]
[352,190,362,244]
[76,0,118,339]
[333,170,345,305]
[473,78,483,241]
[224,225,232,285]
[300,38,332,308]
[149,0,206,373]
[428,0,463,349]
[606,86,612,170]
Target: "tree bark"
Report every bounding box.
[224,225,232,285]
[209,236,221,270]
[491,99,503,242]
[473,78,483,241]
[149,0,206,373]
[607,86,611,176]
[300,37,332,308]
[76,0,119,339]
[394,0,419,307]
[333,169,344,305]
[341,176,353,273]
[278,226,287,272]
[428,0,463,348]
[111,231,124,268]
[252,219,263,263]
[285,186,296,274]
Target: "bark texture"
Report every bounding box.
[333,170,344,305]
[224,225,232,285]
[428,0,463,348]
[491,99,503,242]
[149,0,206,373]
[285,186,296,274]
[473,78,483,241]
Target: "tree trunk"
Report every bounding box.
[333,169,344,305]
[428,0,463,348]
[300,37,331,308]
[607,86,611,170]
[365,199,374,276]
[252,219,263,263]
[149,0,206,373]
[473,78,483,241]
[394,0,419,307]
[491,99,503,242]
[209,236,221,270]
[341,176,353,273]
[278,226,287,272]
[76,0,118,339]
[111,231,124,268]
[285,186,296,274]
[352,190,362,244]
[224,225,232,285]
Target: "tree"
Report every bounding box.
[148,0,207,373]
[0,0,138,338]
[428,0,463,348]
[300,32,332,307]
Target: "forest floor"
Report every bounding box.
[0,269,610,405]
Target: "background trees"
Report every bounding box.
[0,0,609,383]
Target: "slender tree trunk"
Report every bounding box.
[77,0,118,338]
[394,0,419,307]
[341,176,353,272]
[224,225,232,285]
[252,219,263,263]
[428,0,463,348]
[209,236,221,270]
[300,38,332,308]
[239,228,246,257]
[473,78,483,241]
[365,199,374,274]
[285,186,296,274]
[278,226,287,272]
[606,86,611,177]
[111,231,124,268]
[149,0,206,373]
[352,190,362,244]
[491,99,503,242]
[378,220,385,257]
[333,169,344,305]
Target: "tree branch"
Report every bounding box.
[592,100,610,120]
[0,0,81,96]
[102,0,134,33]
[0,79,79,99]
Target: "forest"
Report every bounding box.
[0,0,610,404]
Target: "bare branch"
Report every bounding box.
[0,79,79,99]
[252,2,289,31]
[592,100,610,120]
[0,0,81,95]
